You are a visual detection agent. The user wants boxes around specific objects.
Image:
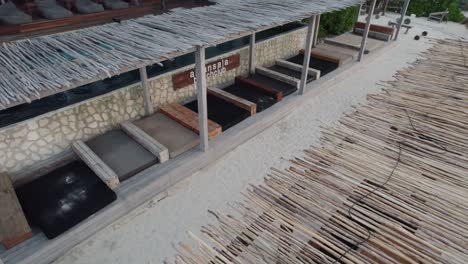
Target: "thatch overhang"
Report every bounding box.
[0,0,361,110]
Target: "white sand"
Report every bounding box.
[53,14,467,264]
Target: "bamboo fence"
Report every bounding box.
[169,39,468,264]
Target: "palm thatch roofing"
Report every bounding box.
[0,0,360,110]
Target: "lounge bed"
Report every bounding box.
[15,160,117,239]
[83,130,159,182]
[133,113,199,159]
[0,2,32,25]
[35,0,73,19]
[184,93,251,131]
[75,0,104,14]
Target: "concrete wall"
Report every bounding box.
[0,27,306,182]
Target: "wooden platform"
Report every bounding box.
[160,103,222,140]
[0,173,32,249]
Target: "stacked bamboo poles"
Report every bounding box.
[169,39,468,264]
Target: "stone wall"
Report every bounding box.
[0,26,306,182]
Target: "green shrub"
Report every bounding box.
[313,6,359,39]
[391,0,465,22]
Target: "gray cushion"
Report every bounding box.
[76,0,104,14]
[35,0,73,19]
[103,0,128,10]
[0,2,32,25]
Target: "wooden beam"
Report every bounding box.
[72,141,120,189]
[120,122,170,163]
[394,0,410,41]
[160,103,221,140]
[256,67,300,88]
[0,172,32,249]
[312,14,320,48]
[249,33,256,75]
[208,88,256,115]
[139,67,154,116]
[276,59,320,80]
[299,15,315,95]
[358,0,377,62]
[195,46,209,151]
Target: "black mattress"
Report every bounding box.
[287,55,339,76]
[223,84,276,113]
[16,161,117,239]
[248,74,297,97]
[184,94,251,131]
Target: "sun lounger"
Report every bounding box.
[103,0,128,10]
[0,2,32,25]
[35,0,73,19]
[133,113,199,158]
[75,0,104,14]
[428,10,449,23]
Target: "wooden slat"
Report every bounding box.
[71,141,120,189]
[300,49,343,66]
[256,66,300,88]
[355,21,395,35]
[208,88,257,115]
[0,173,32,249]
[160,103,222,140]
[276,59,320,79]
[120,122,169,163]
[235,77,283,102]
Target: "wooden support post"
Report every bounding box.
[139,67,153,116]
[394,0,410,41]
[358,0,377,62]
[299,15,316,95]
[249,33,256,75]
[161,0,166,10]
[312,14,320,48]
[356,1,363,22]
[0,256,4,264]
[195,46,209,151]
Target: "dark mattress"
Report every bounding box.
[287,55,339,76]
[223,84,277,112]
[248,74,297,97]
[184,94,251,130]
[16,161,117,239]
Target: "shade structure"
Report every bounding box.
[85,130,159,181]
[0,0,361,110]
[184,94,251,131]
[15,161,117,239]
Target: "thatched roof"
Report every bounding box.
[0,0,360,110]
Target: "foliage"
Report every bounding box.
[390,0,465,22]
[312,6,359,39]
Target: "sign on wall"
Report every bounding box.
[172,54,240,90]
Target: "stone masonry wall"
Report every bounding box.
[0,27,306,182]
